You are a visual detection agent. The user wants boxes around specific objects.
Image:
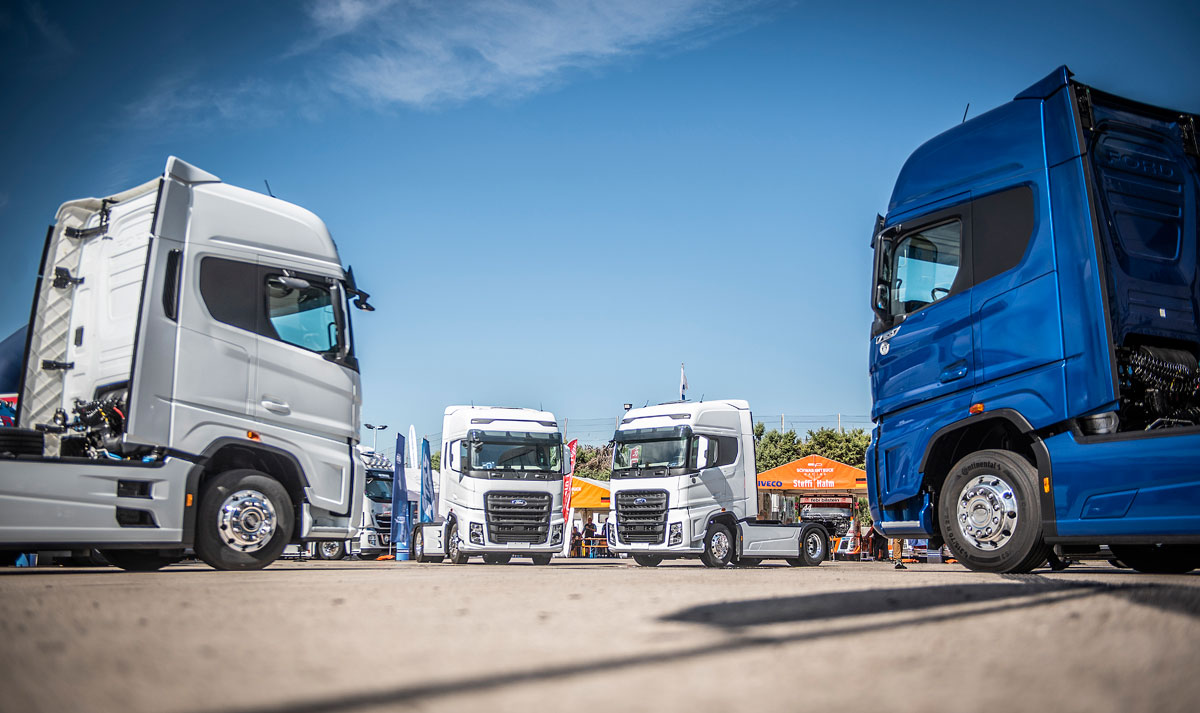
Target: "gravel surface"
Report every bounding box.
[2,558,1198,713]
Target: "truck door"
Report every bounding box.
[684,434,736,510]
[871,200,975,417]
[253,262,359,514]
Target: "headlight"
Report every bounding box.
[469,522,484,545]
[669,522,683,546]
[551,523,563,545]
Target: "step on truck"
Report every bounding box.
[411,406,565,565]
[868,66,1200,574]
[0,157,373,571]
[606,400,829,567]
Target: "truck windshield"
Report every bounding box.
[612,426,691,476]
[469,431,562,473]
[364,475,392,503]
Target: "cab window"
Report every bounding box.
[889,221,961,317]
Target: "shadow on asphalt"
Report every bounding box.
[200,577,1200,713]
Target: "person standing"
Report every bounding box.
[893,537,907,569]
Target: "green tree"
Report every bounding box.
[797,427,870,469]
[430,452,441,471]
[573,443,612,481]
[752,425,871,473]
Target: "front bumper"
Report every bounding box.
[455,508,564,553]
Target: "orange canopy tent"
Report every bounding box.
[568,476,611,509]
[755,454,867,491]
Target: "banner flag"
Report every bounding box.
[390,432,411,561]
[680,362,688,401]
[407,425,418,470]
[563,438,578,521]
[420,438,435,523]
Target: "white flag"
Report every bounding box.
[680,362,688,400]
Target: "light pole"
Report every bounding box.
[364,423,388,452]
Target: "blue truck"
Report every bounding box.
[867,66,1200,574]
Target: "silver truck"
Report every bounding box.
[0,157,372,571]
[606,400,829,567]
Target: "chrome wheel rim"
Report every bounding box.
[806,532,824,558]
[956,474,1018,550]
[217,489,277,553]
[711,530,731,561]
[414,530,423,558]
[448,527,461,560]
[319,541,341,558]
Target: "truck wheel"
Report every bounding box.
[700,524,734,568]
[446,522,470,564]
[530,554,553,566]
[633,554,663,567]
[938,449,1049,574]
[195,469,294,571]
[1109,544,1200,574]
[735,557,762,567]
[316,541,346,560]
[101,549,185,571]
[483,553,512,565]
[790,527,827,566]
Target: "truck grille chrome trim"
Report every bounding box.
[485,491,551,544]
[616,489,669,544]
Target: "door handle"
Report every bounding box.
[938,363,968,383]
[261,398,291,415]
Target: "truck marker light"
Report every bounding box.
[1043,477,1050,494]
[969,403,985,415]
[186,493,193,507]
[247,431,261,442]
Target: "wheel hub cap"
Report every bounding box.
[320,541,340,557]
[217,489,277,553]
[956,475,1018,550]
[806,533,823,558]
[711,531,730,560]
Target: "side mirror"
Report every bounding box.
[874,284,889,312]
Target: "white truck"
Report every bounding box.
[0,157,372,571]
[314,448,396,560]
[411,406,565,565]
[606,400,829,567]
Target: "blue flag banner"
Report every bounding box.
[420,438,435,523]
[390,432,411,561]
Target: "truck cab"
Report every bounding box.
[0,157,371,571]
[606,400,828,567]
[868,67,1200,574]
[412,406,565,565]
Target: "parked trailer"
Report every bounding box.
[867,66,1200,574]
[0,157,373,571]
[605,400,828,568]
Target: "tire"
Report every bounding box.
[412,528,444,564]
[938,449,1049,574]
[530,554,553,566]
[447,521,469,564]
[482,553,512,565]
[792,526,827,566]
[633,554,662,567]
[315,541,346,560]
[700,524,734,568]
[735,557,762,568]
[195,469,294,571]
[1109,544,1200,574]
[101,549,185,572]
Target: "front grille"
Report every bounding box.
[485,491,551,544]
[374,514,391,530]
[616,490,668,544]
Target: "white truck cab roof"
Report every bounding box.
[442,405,559,439]
[617,400,749,433]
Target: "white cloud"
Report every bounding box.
[318,0,745,107]
[124,0,761,128]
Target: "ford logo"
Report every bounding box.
[511,499,527,506]
[635,497,647,504]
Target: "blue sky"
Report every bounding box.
[2,1,1199,448]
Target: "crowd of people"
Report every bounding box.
[569,521,613,558]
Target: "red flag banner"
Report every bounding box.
[564,439,578,521]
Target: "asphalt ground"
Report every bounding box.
[1,556,1198,713]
